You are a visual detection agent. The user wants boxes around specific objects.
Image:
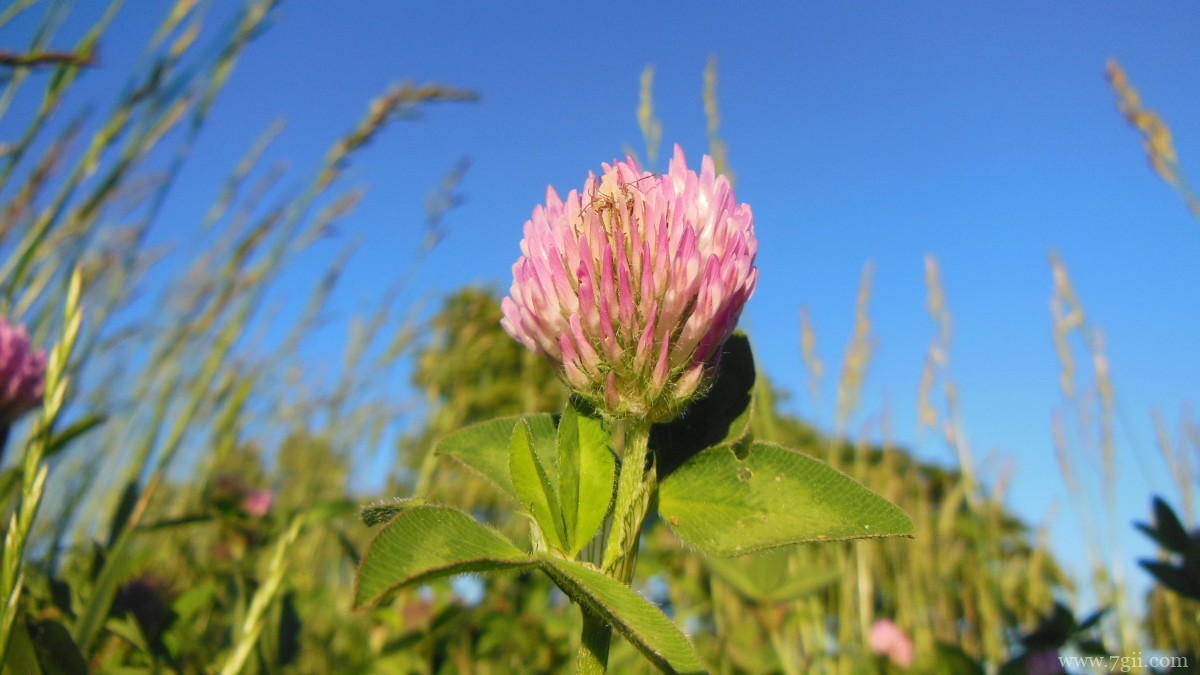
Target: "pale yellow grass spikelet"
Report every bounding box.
[917,361,936,428]
[637,65,663,167]
[915,255,978,502]
[943,380,958,426]
[799,306,824,404]
[1045,250,1136,652]
[1091,328,1115,495]
[1052,411,1077,494]
[836,261,874,433]
[1048,252,1114,491]
[1153,407,1196,526]
[153,0,198,50]
[169,22,201,59]
[991,453,1016,505]
[1107,59,1178,184]
[924,254,945,320]
[317,82,478,191]
[1049,251,1083,397]
[1153,409,1174,478]
[918,255,952,430]
[1106,58,1200,222]
[703,55,734,185]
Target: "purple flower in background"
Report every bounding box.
[212,474,273,519]
[117,576,172,642]
[1026,649,1065,675]
[869,619,914,669]
[0,318,46,425]
[501,145,757,421]
[241,488,273,519]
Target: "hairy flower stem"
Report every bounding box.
[577,420,654,674]
[603,421,653,580]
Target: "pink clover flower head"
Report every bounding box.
[0,318,46,425]
[869,619,914,669]
[501,145,757,421]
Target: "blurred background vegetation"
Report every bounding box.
[0,1,1196,673]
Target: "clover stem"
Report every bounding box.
[576,419,654,673]
[602,419,653,581]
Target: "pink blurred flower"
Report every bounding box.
[212,475,273,519]
[869,619,914,669]
[241,489,273,519]
[501,146,757,421]
[0,318,46,425]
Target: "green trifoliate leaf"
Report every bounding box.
[659,441,914,556]
[510,418,567,551]
[557,400,617,556]
[353,505,533,609]
[538,556,706,674]
[434,414,557,503]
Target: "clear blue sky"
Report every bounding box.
[5,2,1199,608]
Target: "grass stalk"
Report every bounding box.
[0,266,83,666]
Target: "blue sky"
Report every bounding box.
[5,2,1199,608]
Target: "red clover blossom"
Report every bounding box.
[501,146,757,421]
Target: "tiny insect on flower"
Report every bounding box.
[501,145,757,421]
